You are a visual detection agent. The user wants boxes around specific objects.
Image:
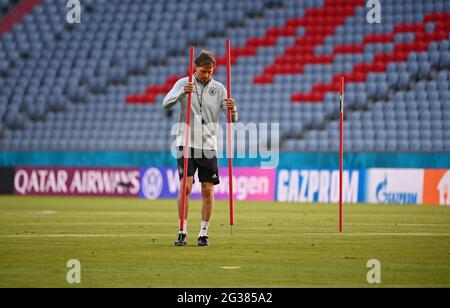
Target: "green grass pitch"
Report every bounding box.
[0,196,449,288]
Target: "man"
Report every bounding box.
[163,50,238,247]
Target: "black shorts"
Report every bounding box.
[177,147,220,185]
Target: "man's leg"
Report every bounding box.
[175,146,196,246]
[198,182,214,246]
[200,182,214,222]
[175,176,193,246]
[177,176,193,233]
[196,148,219,246]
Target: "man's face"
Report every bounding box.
[195,65,215,84]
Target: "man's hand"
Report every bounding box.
[226,98,236,110]
[184,82,195,94]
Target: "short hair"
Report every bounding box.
[195,50,216,68]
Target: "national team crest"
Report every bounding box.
[209,86,217,97]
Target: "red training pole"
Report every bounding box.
[180,45,195,233]
[339,76,344,233]
[226,40,234,231]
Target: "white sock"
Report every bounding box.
[179,220,187,235]
[198,221,209,237]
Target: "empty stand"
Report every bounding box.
[0,0,449,152]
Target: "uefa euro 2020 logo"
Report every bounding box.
[142,168,164,200]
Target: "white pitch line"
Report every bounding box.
[0,222,171,226]
[334,232,450,237]
[0,233,173,238]
[346,223,450,227]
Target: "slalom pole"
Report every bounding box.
[226,39,234,236]
[180,45,195,233]
[339,76,344,233]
